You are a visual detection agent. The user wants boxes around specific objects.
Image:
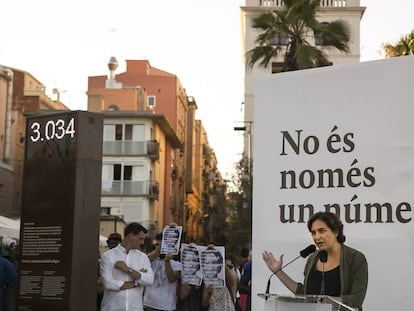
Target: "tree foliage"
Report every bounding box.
[382,30,414,57]
[246,0,350,72]
[225,158,252,253]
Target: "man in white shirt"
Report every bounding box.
[100,223,154,311]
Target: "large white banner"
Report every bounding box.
[252,56,414,311]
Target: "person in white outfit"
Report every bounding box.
[100,222,154,311]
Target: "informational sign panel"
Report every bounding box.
[252,56,414,311]
[18,111,103,311]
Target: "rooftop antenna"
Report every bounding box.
[105,28,123,89]
[110,28,117,56]
[108,28,118,79]
[52,87,67,102]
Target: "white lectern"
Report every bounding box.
[258,294,357,311]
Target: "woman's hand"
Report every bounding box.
[262,251,284,274]
[179,283,191,300]
[164,253,173,262]
[202,284,214,307]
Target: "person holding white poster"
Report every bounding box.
[178,243,205,311]
[144,232,182,311]
[160,225,182,255]
[181,243,202,286]
[200,246,225,287]
[200,245,237,311]
[262,212,368,310]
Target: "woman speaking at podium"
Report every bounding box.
[262,212,368,310]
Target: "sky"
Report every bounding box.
[1,0,413,179]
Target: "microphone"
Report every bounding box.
[319,250,328,295]
[264,245,316,300]
[319,250,327,263]
[300,245,317,258]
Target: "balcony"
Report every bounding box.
[248,0,356,7]
[101,180,159,199]
[102,140,159,159]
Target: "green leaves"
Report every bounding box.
[246,0,350,72]
[317,20,350,52]
[247,45,281,69]
[382,30,414,57]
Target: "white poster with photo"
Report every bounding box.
[180,243,203,286]
[199,246,226,288]
[252,56,414,311]
[160,225,182,255]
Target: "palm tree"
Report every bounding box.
[246,0,350,72]
[382,30,414,57]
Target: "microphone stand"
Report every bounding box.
[320,262,325,295]
[264,245,316,301]
[264,254,301,301]
[319,250,327,296]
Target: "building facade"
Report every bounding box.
[0,60,225,243]
[87,58,183,234]
[184,110,227,243]
[0,65,68,217]
[87,58,224,241]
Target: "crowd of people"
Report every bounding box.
[98,211,367,310]
[98,223,251,311]
[0,211,366,310]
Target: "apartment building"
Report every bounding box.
[184,98,227,243]
[99,111,181,236]
[189,119,227,243]
[87,58,224,241]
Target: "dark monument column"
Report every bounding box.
[18,111,103,311]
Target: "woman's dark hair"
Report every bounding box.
[307,212,346,243]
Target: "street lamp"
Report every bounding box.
[234,122,253,174]
[233,126,246,131]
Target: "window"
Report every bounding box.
[104,164,145,181]
[113,164,122,180]
[101,207,111,215]
[113,164,134,181]
[115,125,122,140]
[124,166,132,180]
[125,125,133,140]
[104,124,145,141]
[147,96,156,108]
[271,32,289,46]
[107,105,119,111]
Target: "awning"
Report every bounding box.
[0,215,20,239]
